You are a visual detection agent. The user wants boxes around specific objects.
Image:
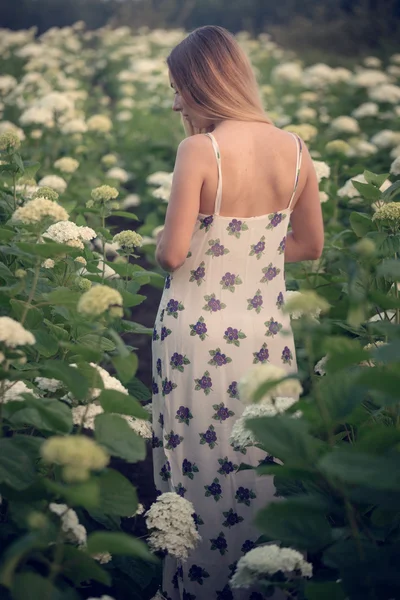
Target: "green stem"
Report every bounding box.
[12,173,17,211]
[20,258,41,326]
[306,334,334,446]
[77,331,104,434]
[395,252,400,325]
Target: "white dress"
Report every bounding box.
[152,132,303,600]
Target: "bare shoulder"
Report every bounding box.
[178,133,212,156]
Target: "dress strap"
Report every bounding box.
[204,132,223,215]
[287,133,303,210]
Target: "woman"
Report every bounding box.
[152,25,323,600]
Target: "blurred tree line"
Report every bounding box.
[0,0,399,60]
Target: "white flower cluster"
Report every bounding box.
[54,157,80,173]
[106,167,130,182]
[1,380,34,403]
[145,492,201,560]
[229,398,298,449]
[352,102,379,118]
[35,377,64,393]
[369,84,400,104]
[38,175,68,194]
[352,69,389,88]
[147,171,173,203]
[0,316,35,347]
[390,156,400,176]
[271,62,303,84]
[303,63,351,88]
[337,173,391,199]
[49,503,87,546]
[11,197,69,225]
[312,160,330,183]
[370,129,400,149]
[43,220,96,249]
[87,114,113,133]
[230,544,312,589]
[238,364,303,406]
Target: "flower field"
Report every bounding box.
[1,21,400,600]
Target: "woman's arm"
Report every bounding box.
[155,135,208,272]
[285,142,324,263]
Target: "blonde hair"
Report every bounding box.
[167,25,273,136]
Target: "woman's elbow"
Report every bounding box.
[156,250,185,272]
[307,239,324,260]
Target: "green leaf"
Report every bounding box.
[125,377,151,401]
[98,389,148,419]
[45,479,100,510]
[318,449,400,490]
[356,367,400,404]
[0,227,15,243]
[316,372,367,423]
[12,572,64,600]
[21,159,40,179]
[59,342,103,362]
[75,362,104,390]
[16,241,79,258]
[61,546,111,587]
[364,170,390,188]
[86,531,156,561]
[97,468,138,516]
[0,535,52,589]
[94,414,146,462]
[10,299,43,329]
[246,415,321,465]
[8,396,72,434]
[323,337,369,372]
[111,210,139,220]
[305,582,347,600]
[377,259,400,281]
[357,426,400,454]
[78,334,116,352]
[44,288,81,307]
[31,329,59,357]
[383,179,400,201]
[349,212,376,237]
[40,360,89,401]
[112,353,138,383]
[255,500,332,551]
[351,180,382,201]
[0,438,36,490]
[120,291,146,308]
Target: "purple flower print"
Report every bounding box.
[166,298,184,319]
[235,486,256,506]
[208,347,232,368]
[189,261,206,286]
[206,238,229,258]
[152,377,159,395]
[228,562,238,577]
[264,317,283,338]
[212,402,235,423]
[170,352,190,372]
[162,378,177,396]
[218,457,238,476]
[158,413,164,428]
[204,477,223,502]
[152,432,163,448]
[260,262,281,284]
[222,508,244,528]
[220,272,242,292]
[276,291,284,309]
[230,439,247,455]
[160,326,171,341]
[203,294,226,313]
[152,327,159,341]
[189,316,208,340]
[278,236,286,255]
[188,564,210,585]
[192,513,204,528]
[175,406,193,426]
[210,531,228,555]
[249,235,266,260]
[282,345,293,366]
[247,289,263,314]
[172,567,183,589]
[160,460,171,482]
[241,539,256,553]
[164,430,183,450]
[216,585,234,600]
[183,592,196,600]
[199,215,214,231]
[253,342,270,364]
[199,424,217,449]
[223,327,246,347]
[182,458,199,480]
[159,309,165,322]
[174,482,186,497]
[227,381,239,399]
[165,274,171,289]
[266,211,287,230]
[156,358,162,377]
[226,219,248,239]
[194,370,213,395]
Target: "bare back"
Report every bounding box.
[200,122,307,217]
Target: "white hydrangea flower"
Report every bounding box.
[312,160,331,183]
[370,129,400,149]
[238,364,303,406]
[19,106,54,127]
[38,175,68,194]
[390,156,400,176]
[0,317,35,347]
[295,106,317,121]
[49,503,87,546]
[364,56,382,68]
[390,53,400,65]
[230,544,312,589]
[72,404,152,438]
[352,102,379,118]
[347,140,378,157]
[106,167,130,183]
[330,116,360,134]
[43,220,96,244]
[42,259,55,269]
[352,69,389,88]
[229,398,298,449]
[390,145,400,159]
[60,118,88,134]
[338,173,391,198]
[92,552,112,564]
[53,157,79,174]
[122,194,141,208]
[87,114,113,133]
[369,84,400,104]
[1,380,34,403]
[11,198,69,225]
[271,62,303,84]
[35,377,64,393]
[314,355,328,376]
[319,191,329,203]
[147,171,173,188]
[145,492,201,560]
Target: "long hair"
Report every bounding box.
[167,25,273,136]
